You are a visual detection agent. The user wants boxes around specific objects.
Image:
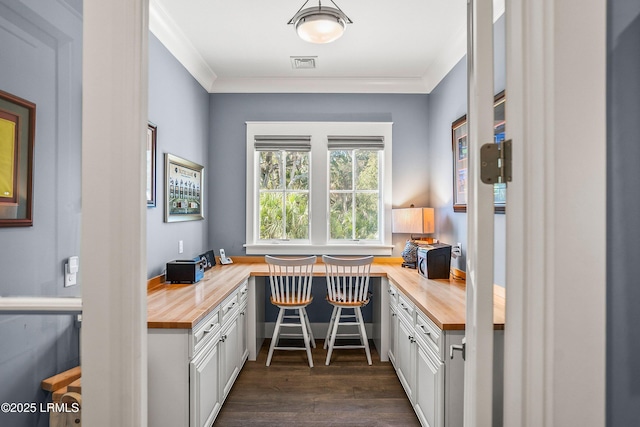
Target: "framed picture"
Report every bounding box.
[146,123,157,207]
[452,91,506,213]
[0,90,35,227]
[164,153,204,222]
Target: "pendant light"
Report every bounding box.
[287,0,353,44]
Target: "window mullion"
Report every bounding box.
[281,151,286,240]
[351,149,357,240]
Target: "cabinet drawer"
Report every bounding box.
[220,290,240,326]
[388,283,399,307]
[192,309,220,357]
[415,311,442,358]
[238,280,249,304]
[397,293,415,325]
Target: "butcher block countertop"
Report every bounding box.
[147,257,505,331]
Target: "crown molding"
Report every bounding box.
[149,0,505,94]
[209,77,431,94]
[423,0,505,93]
[149,0,217,91]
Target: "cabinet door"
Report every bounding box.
[220,316,239,400]
[396,316,415,402]
[190,337,221,427]
[388,304,398,366]
[415,342,444,427]
[238,303,249,364]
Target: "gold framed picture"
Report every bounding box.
[0,89,35,227]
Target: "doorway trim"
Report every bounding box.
[503,0,606,425]
[81,1,149,425]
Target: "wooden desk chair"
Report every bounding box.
[322,255,374,366]
[265,255,317,367]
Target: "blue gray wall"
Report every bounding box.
[426,15,506,286]
[208,93,430,257]
[147,34,210,278]
[607,0,640,424]
[0,1,82,426]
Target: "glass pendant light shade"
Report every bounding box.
[295,8,346,43]
[289,3,351,44]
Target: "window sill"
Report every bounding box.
[243,243,393,256]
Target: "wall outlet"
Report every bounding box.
[179,240,184,254]
[452,242,462,257]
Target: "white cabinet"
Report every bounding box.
[220,314,239,400]
[149,280,249,427]
[238,281,249,363]
[396,314,415,402]
[387,282,461,427]
[387,282,503,427]
[414,333,444,427]
[189,334,221,427]
[238,301,249,363]
[388,285,398,366]
[219,282,250,401]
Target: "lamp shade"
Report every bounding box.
[392,207,435,234]
[290,6,349,44]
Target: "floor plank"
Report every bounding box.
[214,339,420,426]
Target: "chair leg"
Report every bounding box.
[355,307,372,365]
[266,308,285,366]
[324,306,338,349]
[301,307,316,348]
[299,308,314,368]
[325,307,342,365]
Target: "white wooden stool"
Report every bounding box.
[265,255,317,367]
[322,255,373,365]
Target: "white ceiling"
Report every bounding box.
[150,0,504,94]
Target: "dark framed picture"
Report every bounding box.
[452,90,506,213]
[164,153,204,223]
[147,123,157,207]
[0,89,36,227]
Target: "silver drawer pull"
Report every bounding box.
[450,342,466,360]
[204,322,217,333]
[418,324,431,337]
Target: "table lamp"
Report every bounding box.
[392,206,435,268]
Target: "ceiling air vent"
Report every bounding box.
[290,56,317,69]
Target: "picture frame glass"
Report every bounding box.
[452,91,506,213]
[146,123,157,207]
[164,153,204,222]
[0,90,35,227]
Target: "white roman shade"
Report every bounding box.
[254,135,311,151]
[327,135,385,150]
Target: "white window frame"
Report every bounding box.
[255,135,312,242]
[245,121,393,256]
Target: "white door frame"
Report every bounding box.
[503,0,606,425]
[464,1,496,426]
[81,1,149,426]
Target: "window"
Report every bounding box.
[328,136,384,241]
[246,122,392,255]
[256,136,310,240]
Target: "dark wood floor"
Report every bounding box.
[214,339,420,426]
